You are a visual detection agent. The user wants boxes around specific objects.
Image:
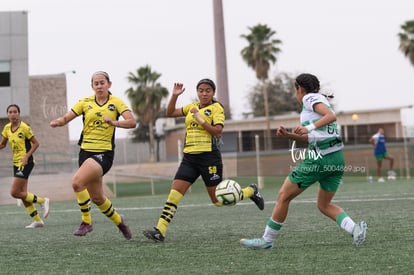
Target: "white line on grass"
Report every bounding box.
[2,195,414,215]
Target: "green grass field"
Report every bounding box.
[1,177,414,274]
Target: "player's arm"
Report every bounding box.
[166,83,185,117]
[276,126,308,144]
[21,136,39,166]
[368,136,376,147]
[50,110,77,127]
[0,136,7,149]
[104,110,136,129]
[190,107,223,138]
[294,103,336,135]
[204,123,223,139]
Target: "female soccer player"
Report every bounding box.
[50,71,136,239]
[240,73,367,249]
[0,104,50,228]
[143,78,264,242]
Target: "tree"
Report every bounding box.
[125,66,169,162]
[247,72,299,117]
[398,20,414,67]
[241,23,282,150]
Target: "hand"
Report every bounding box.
[294,126,309,135]
[50,119,60,128]
[21,157,28,166]
[276,126,289,137]
[190,108,205,125]
[172,83,185,96]
[103,116,115,126]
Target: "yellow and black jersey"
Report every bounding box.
[182,101,225,154]
[1,121,35,166]
[72,94,130,152]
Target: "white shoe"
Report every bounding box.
[352,221,368,246]
[25,221,44,228]
[41,198,50,218]
[378,177,385,182]
[240,238,273,249]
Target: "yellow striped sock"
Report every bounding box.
[25,204,42,222]
[24,192,45,204]
[98,198,122,225]
[241,186,254,200]
[156,189,183,236]
[75,189,92,224]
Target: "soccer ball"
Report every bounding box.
[215,179,242,206]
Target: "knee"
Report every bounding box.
[277,190,291,205]
[317,202,329,214]
[10,191,20,199]
[317,203,325,213]
[71,175,83,192]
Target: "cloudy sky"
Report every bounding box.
[2,0,414,139]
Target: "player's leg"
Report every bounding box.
[22,191,50,219]
[12,179,43,228]
[10,166,44,228]
[240,176,303,249]
[201,166,260,207]
[331,195,368,246]
[203,152,264,209]
[87,176,131,240]
[143,179,191,242]
[205,184,261,208]
[240,155,323,249]
[72,158,99,235]
[318,153,367,246]
[384,153,396,179]
[376,158,384,182]
[19,163,49,217]
[240,183,264,210]
[317,187,360,240]
[143,155,198,242]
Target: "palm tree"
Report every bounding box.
[398,20,414,67]
[125,65,169,162]
[241,24,282,150]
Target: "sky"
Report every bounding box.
[2,0,414,139]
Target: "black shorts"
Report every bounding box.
[174,150,223,187]
[13,162,34,179]
[78,149,114,175]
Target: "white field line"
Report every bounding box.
[2,195,414,215]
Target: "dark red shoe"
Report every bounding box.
[74,222,93,236]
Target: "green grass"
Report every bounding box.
[1,177,414,274]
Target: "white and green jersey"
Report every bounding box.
[301,93,343,156]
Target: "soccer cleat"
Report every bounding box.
[249,183,265,210]
[352,221,368,246]
[25,221,45,228]
[143,227,165,242]
[240,238,273,249]
[378,177,385,183]
[74,222,93,236]
[117,215,132,240]
[41,198,50,219]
